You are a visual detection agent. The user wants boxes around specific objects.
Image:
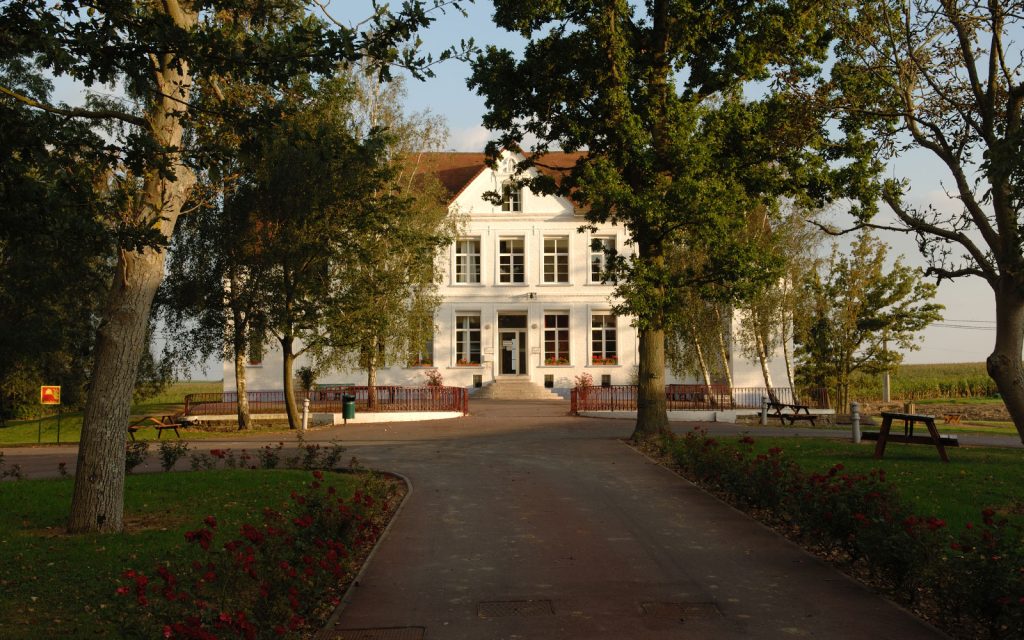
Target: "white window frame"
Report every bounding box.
[590,237,615,283]
[498,236,526,284]
[501,182,522,212]
[542,236,570,284]
[454,238,481,284]
[408,334,434,367]
[543,311,570,365]
[591,314,617,365]
[454,314,482,365]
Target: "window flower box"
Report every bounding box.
[591,356,618,366]
[544,356,570,366]
[455,359,479,367]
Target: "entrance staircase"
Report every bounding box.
[474,378,564,401]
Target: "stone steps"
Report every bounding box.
[474,379,564,401]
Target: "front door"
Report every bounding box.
[499,330,527,375]
[498,314,528,375]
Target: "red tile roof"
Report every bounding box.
[412,151,586,203]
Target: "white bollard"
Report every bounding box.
[851,401,860,443]
[301,398,309,431]
[760,396,768,426]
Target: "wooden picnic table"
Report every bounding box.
[128,415,183,441]
[861,411,958,462]
[766,399,817,426]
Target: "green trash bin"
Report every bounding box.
[341,394,356,423]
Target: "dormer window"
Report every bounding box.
[501,182,522,212]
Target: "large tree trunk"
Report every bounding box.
[714,307,734,388]
[280,336,299,429]
[230,280,252,430]
[987,286,1024,444]
[755,331,774,390]
[781,313,796,389]
[233,345,252,431]
[693,335,712,388]
[68,248,167,533]
[633,327,669,440]
[68,35,196,532]
[366,339,378,409]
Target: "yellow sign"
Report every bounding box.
[40,386,61,405]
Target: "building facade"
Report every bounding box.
[223,151,784,393]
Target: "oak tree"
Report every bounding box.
[470,2,835,439]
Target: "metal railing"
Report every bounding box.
[185,386,469,417]
[570,385,829,414]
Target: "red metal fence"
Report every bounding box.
[185,386,469,417]
[570,385,829,414]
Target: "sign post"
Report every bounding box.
[40,386,61,443]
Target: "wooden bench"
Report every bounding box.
[861,412,958,462]
[128,415,183,441]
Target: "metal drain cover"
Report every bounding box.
[478,599,555,618]
[641,602,721,620]
[326,627,425,640]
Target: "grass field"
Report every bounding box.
[739,436,1023,531]
[0,469,367,639]
[0,381,223,445]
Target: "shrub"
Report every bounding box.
[158,441,190,472]
[258,443,284,470]
[660,432,1024,638]
[189,452,218,471]
[423,368,443,386]
[125,442,150,474]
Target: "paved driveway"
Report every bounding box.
[317,401,945,639]
[3,401,949,639]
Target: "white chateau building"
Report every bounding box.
[223,150,784,395]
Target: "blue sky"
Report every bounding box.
[385,1,998,365]
[52,1,1000,367]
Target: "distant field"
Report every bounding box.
[849,362,997,401]
[0,380,222,445]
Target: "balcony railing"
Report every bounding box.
[570,385,829,415]
[184,386,469,417]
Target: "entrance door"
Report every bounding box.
[499,330,527,375]
[498,314,528,375]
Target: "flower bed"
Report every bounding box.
[115,470,400,639]
[655,429,1024,639]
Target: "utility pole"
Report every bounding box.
[882,333,891,402]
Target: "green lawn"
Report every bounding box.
[0,469,366,639]
[0,380,224,445]
[737,436,1024,531]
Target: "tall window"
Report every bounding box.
[543,237,569,283]
[498,237,525,283]
[591,314,617,365]
[544,312,570,365]
[247,333,264,366]
[501,182,521,212]
[408,335,433,367]
[455,315,481,365]
[455,238,480,284]
[590,237,615,283]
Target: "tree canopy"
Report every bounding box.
[795,232,943,410]
[470,0,838,438]
[827,0,1024,441]
[0,0,470,532]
